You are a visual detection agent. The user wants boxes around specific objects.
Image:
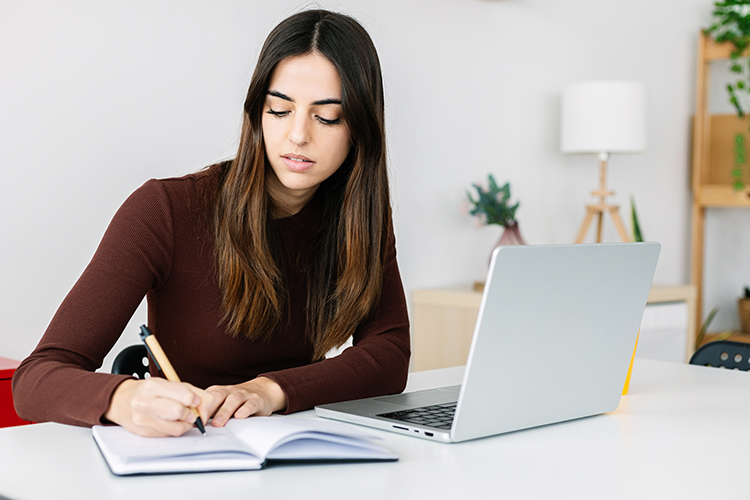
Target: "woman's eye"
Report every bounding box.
[316,116,342,126]
[266,108,289,118]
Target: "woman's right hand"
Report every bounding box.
[104,378,213,437]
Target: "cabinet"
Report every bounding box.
[691,32,750,332]
[411,284,697,372]
[0,357,32,428]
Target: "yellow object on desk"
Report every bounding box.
[622,332,638,395]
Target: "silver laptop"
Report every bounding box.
[316,242,661,443]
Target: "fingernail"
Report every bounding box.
[193,396,200,406]
[213,416,224,426]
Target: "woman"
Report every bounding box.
[12,9,410,438]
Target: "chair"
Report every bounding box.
[689,340,750,371]
[111,345,150,379]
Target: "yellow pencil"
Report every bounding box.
[139,325,206,434]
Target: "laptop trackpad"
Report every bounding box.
[373,386,461,408]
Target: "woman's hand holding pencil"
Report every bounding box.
[104,377,213,437]
[103,325,213,438]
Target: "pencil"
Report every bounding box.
[138,325,206,435]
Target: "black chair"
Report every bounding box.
[689,340,750,371]
[111,345,150,379]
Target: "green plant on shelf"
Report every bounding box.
[705,0,750,118]
[695,306,735,351]
[733,133,746,191]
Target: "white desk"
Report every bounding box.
[1,359,748,500]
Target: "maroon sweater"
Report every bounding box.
[12,166,410,427]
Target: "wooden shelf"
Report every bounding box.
[699,332,750,347]
[696,185,750,207]
[690,33,750,333]
[703,36,750,60]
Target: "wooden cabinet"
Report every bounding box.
[411,284,697,372]
[0,357,32,428]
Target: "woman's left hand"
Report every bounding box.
[205,377,288,427]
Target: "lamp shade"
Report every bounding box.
[561,81,647,154]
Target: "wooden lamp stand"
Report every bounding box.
[574,152,631,243]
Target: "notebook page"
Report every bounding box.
[93,425,255,462]
[225,416,395,460]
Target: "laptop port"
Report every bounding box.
[393,426,408,431]
[425,432,434,437]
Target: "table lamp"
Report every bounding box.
[561,81,647,243]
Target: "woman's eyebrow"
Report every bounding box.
[311,98,342,106]
[267,90,341,106]
[268,90,293,102]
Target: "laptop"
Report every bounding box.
[315,242,661,443]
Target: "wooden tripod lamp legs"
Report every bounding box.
[576,209,597,243]
[574,153,633,244]
[575,204,632,243]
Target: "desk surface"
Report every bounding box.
[1,359,748,500]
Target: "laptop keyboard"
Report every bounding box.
[377,402,456,430]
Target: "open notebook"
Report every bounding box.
[93,415,397,475]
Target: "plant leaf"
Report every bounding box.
[630,196,644,242]
[695,306,720,351]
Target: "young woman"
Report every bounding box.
[12,9,410,438]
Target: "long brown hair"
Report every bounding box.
[214,10,391,361]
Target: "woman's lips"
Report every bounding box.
[282,154,314,172]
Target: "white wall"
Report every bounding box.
[3,0,744,365]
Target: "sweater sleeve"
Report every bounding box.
[12,180,174,427]
[261,237,411,413]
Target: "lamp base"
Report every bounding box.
[574,153,632,244]
[575,203,631,243]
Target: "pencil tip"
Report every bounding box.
[195,417,207,435]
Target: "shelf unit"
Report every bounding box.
[691,32,750,333]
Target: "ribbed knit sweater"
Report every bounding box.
[12,165,410,427]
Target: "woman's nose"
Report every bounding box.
[288,114,310,146]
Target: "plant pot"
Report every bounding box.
[475,223,528,289]
[495,221,526,247]
[488,221,526,265]
[739,298,750,334]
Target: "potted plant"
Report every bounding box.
[466,174,525,247]
[739,286,750,333]
[705,1,750,118]
[694,306,735,350]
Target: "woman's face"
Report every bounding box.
[262,53,350,215]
